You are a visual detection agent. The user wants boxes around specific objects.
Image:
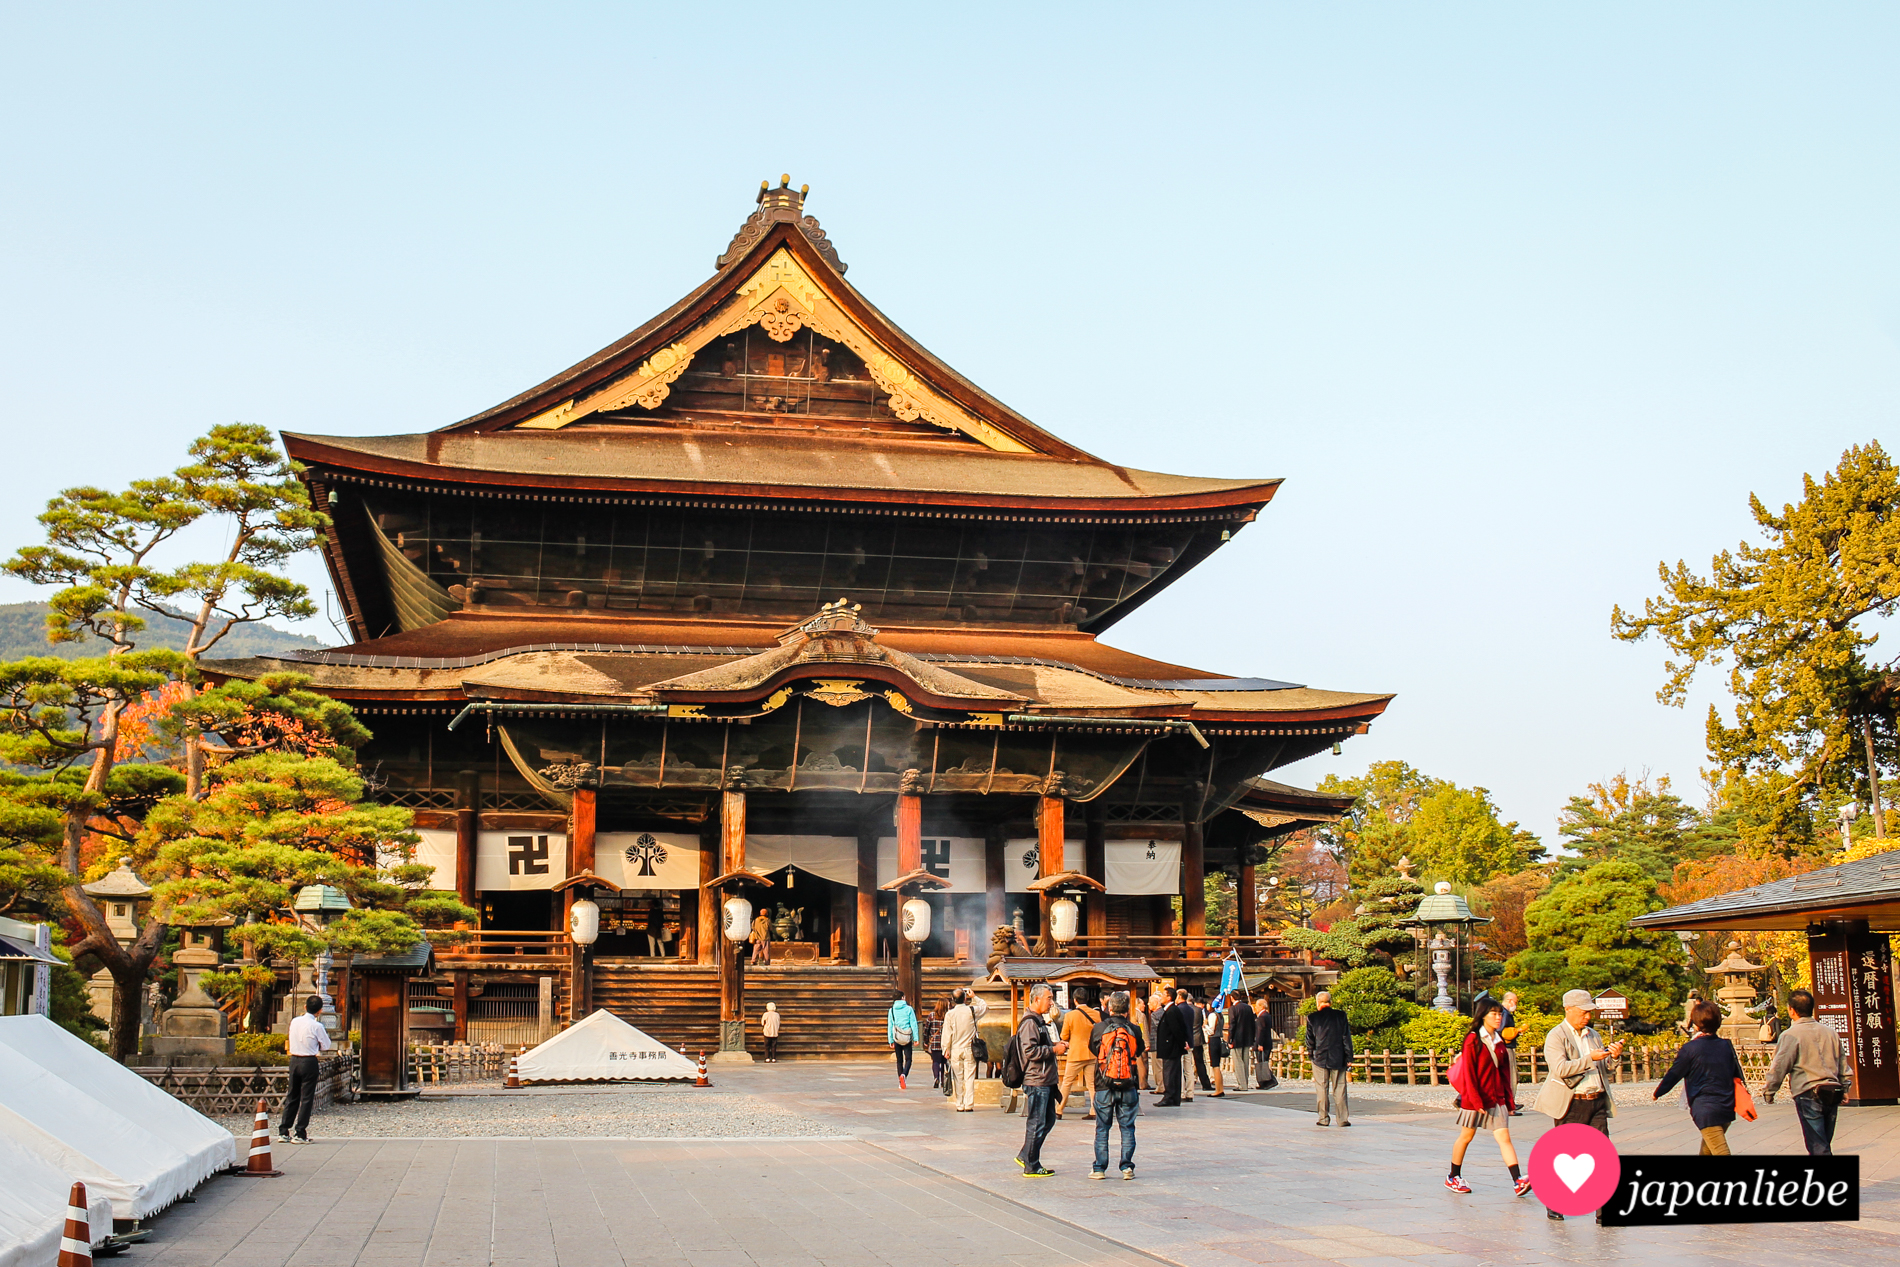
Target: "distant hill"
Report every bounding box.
[0,602,329,662]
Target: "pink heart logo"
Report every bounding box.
[1529,1124,1620,1215]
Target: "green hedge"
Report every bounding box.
[233,1032,289,1065]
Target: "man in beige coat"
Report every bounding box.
[940,987,988,1111]
[1533,988,1624,1222]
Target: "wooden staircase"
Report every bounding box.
[589,963,977,1060]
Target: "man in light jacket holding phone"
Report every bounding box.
[1532,989,1623,1222]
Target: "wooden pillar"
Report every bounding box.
[716,790,750,1056]
[570,789,597,877]
[451,969,469,1044]
[855,828,877,966]
[697,819,718,966]
[984,824,1006,934]
[453,770,479,912]
[1182,812,1206,959]
[721,789,747,872]
[895,791,923,1007]
[1238,851,1258,938]
[1084,803,1107,943]
[1036,794,1065,952]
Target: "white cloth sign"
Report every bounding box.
[594,833,704,890]
[514,1008,700,1083]
[475,830,567,891]
[1004,839,1041,892]
[746,836,860,888]
[876,837,986,893]
[1106,839,1181,895]
[405,829,462,891]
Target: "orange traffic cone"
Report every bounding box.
[235,1098,283,1177]
[57,1181,90,1267]
[506,1056,521,1089]
[694,1051,711,1088]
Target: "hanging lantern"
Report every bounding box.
[1049,897,1079,944]
[901,897,932,943]
[722,896,754,942]
[570,898,600,946]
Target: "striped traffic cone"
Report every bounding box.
[505,1056,521,1089]
[694,1051,711,1088]
[235,1098,283,1177]
[56,1181,90,1267]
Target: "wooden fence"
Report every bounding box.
[407,1042,506,1085]
[1268,1041,1781,1086]
[133,1052,359,1114]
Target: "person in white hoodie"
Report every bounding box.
[940,987,989,1111]
[761,1001,782,1062]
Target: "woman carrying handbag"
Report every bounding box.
[1654,1000,1752,1154]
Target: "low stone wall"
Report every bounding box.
[131,1052,358,1115]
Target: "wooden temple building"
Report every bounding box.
[207,179,1391,1058]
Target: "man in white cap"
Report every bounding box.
[1532,988,1624,1222]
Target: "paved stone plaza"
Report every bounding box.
[149,1061,1900,1267]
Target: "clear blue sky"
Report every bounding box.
[2,6,1895,842]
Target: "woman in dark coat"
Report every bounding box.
[1446,998,1529,1196]
[1654,1000,1747,1154]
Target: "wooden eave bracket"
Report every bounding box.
[1025,870,1106,893]
[878,869,954,892]
[707,867,777,890]
[553,871,616,893]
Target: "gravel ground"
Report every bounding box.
[217,1081,836,1139]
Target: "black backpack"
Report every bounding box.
[1000,1031,1026,1088]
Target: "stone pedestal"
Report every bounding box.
[155,937,234,1064]
[274,960,322,1033]
[709,1018,753,1062]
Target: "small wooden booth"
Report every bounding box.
[352,940,434,1099]
[985,956,1162,1030]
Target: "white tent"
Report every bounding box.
[0,1016,237,1183]
[514,1009,700,1083]
[0,1017,235,1219]
[0,1131,113,1267]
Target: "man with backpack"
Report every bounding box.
[1089,990,1147,1180]
[1006,983,1066,1176]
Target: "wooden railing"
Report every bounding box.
[1268,1042,1782,1086]
[1063,934,1307,963]
[437,930,572,959]
[408,1042,506,1084]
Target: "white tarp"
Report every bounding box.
[0,1130,113,1267]
[0,1016,237,1218]
[514,1009,700,1083]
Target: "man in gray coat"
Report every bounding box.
[1762,988,1852,1154]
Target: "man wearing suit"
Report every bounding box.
[1151,988,1190,1106]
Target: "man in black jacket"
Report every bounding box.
[1187,992,1213,1094]
[1225,992,1256,1087]
[1305,990,1352,1127]
[1151,988,1189,1106]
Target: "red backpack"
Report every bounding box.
[1099,1021,1138,1088]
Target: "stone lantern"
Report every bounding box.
[153,914,236,1063]
[80,857,151,1030]
[1705,940,1765,1043]
[1405,881,1492,1015]
[275,884,352,1034]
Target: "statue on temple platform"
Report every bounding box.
[986,924,1029,974]
[773,904,804,943]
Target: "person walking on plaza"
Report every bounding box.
[942,986,988,1111]
[926,996,949,1089]
[761,1000,781,1062]
[280,995,332,1144]
[1762,988,1852,1155]
[1204,994,1228,1096]
[1500,990,1523,1115]
[1445,997,1530,1196]
[1152,987,1189,1106]
[1306,990,1352,1127]
[1187,991,1213,1094]
[1533,988,1623,1221]
[887,989,919,1089]
[1089,990,1146,1180]
[1252,994,1277,1089]
[1014,983,1066,1176]
[1654,999,1748,1155]
[1058,986,1102,1119]
[1131,989,1151,1091]
[1225,991,1255,1088]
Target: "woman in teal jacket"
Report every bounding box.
[887,990,920,1089]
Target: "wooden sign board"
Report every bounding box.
[1809,926,1900,1106]
[1594,989,1629,1020]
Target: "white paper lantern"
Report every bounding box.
[570,898,600,946]
[901,897,932,943]
[722,896,754,942]
[1049,897,1079,944]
